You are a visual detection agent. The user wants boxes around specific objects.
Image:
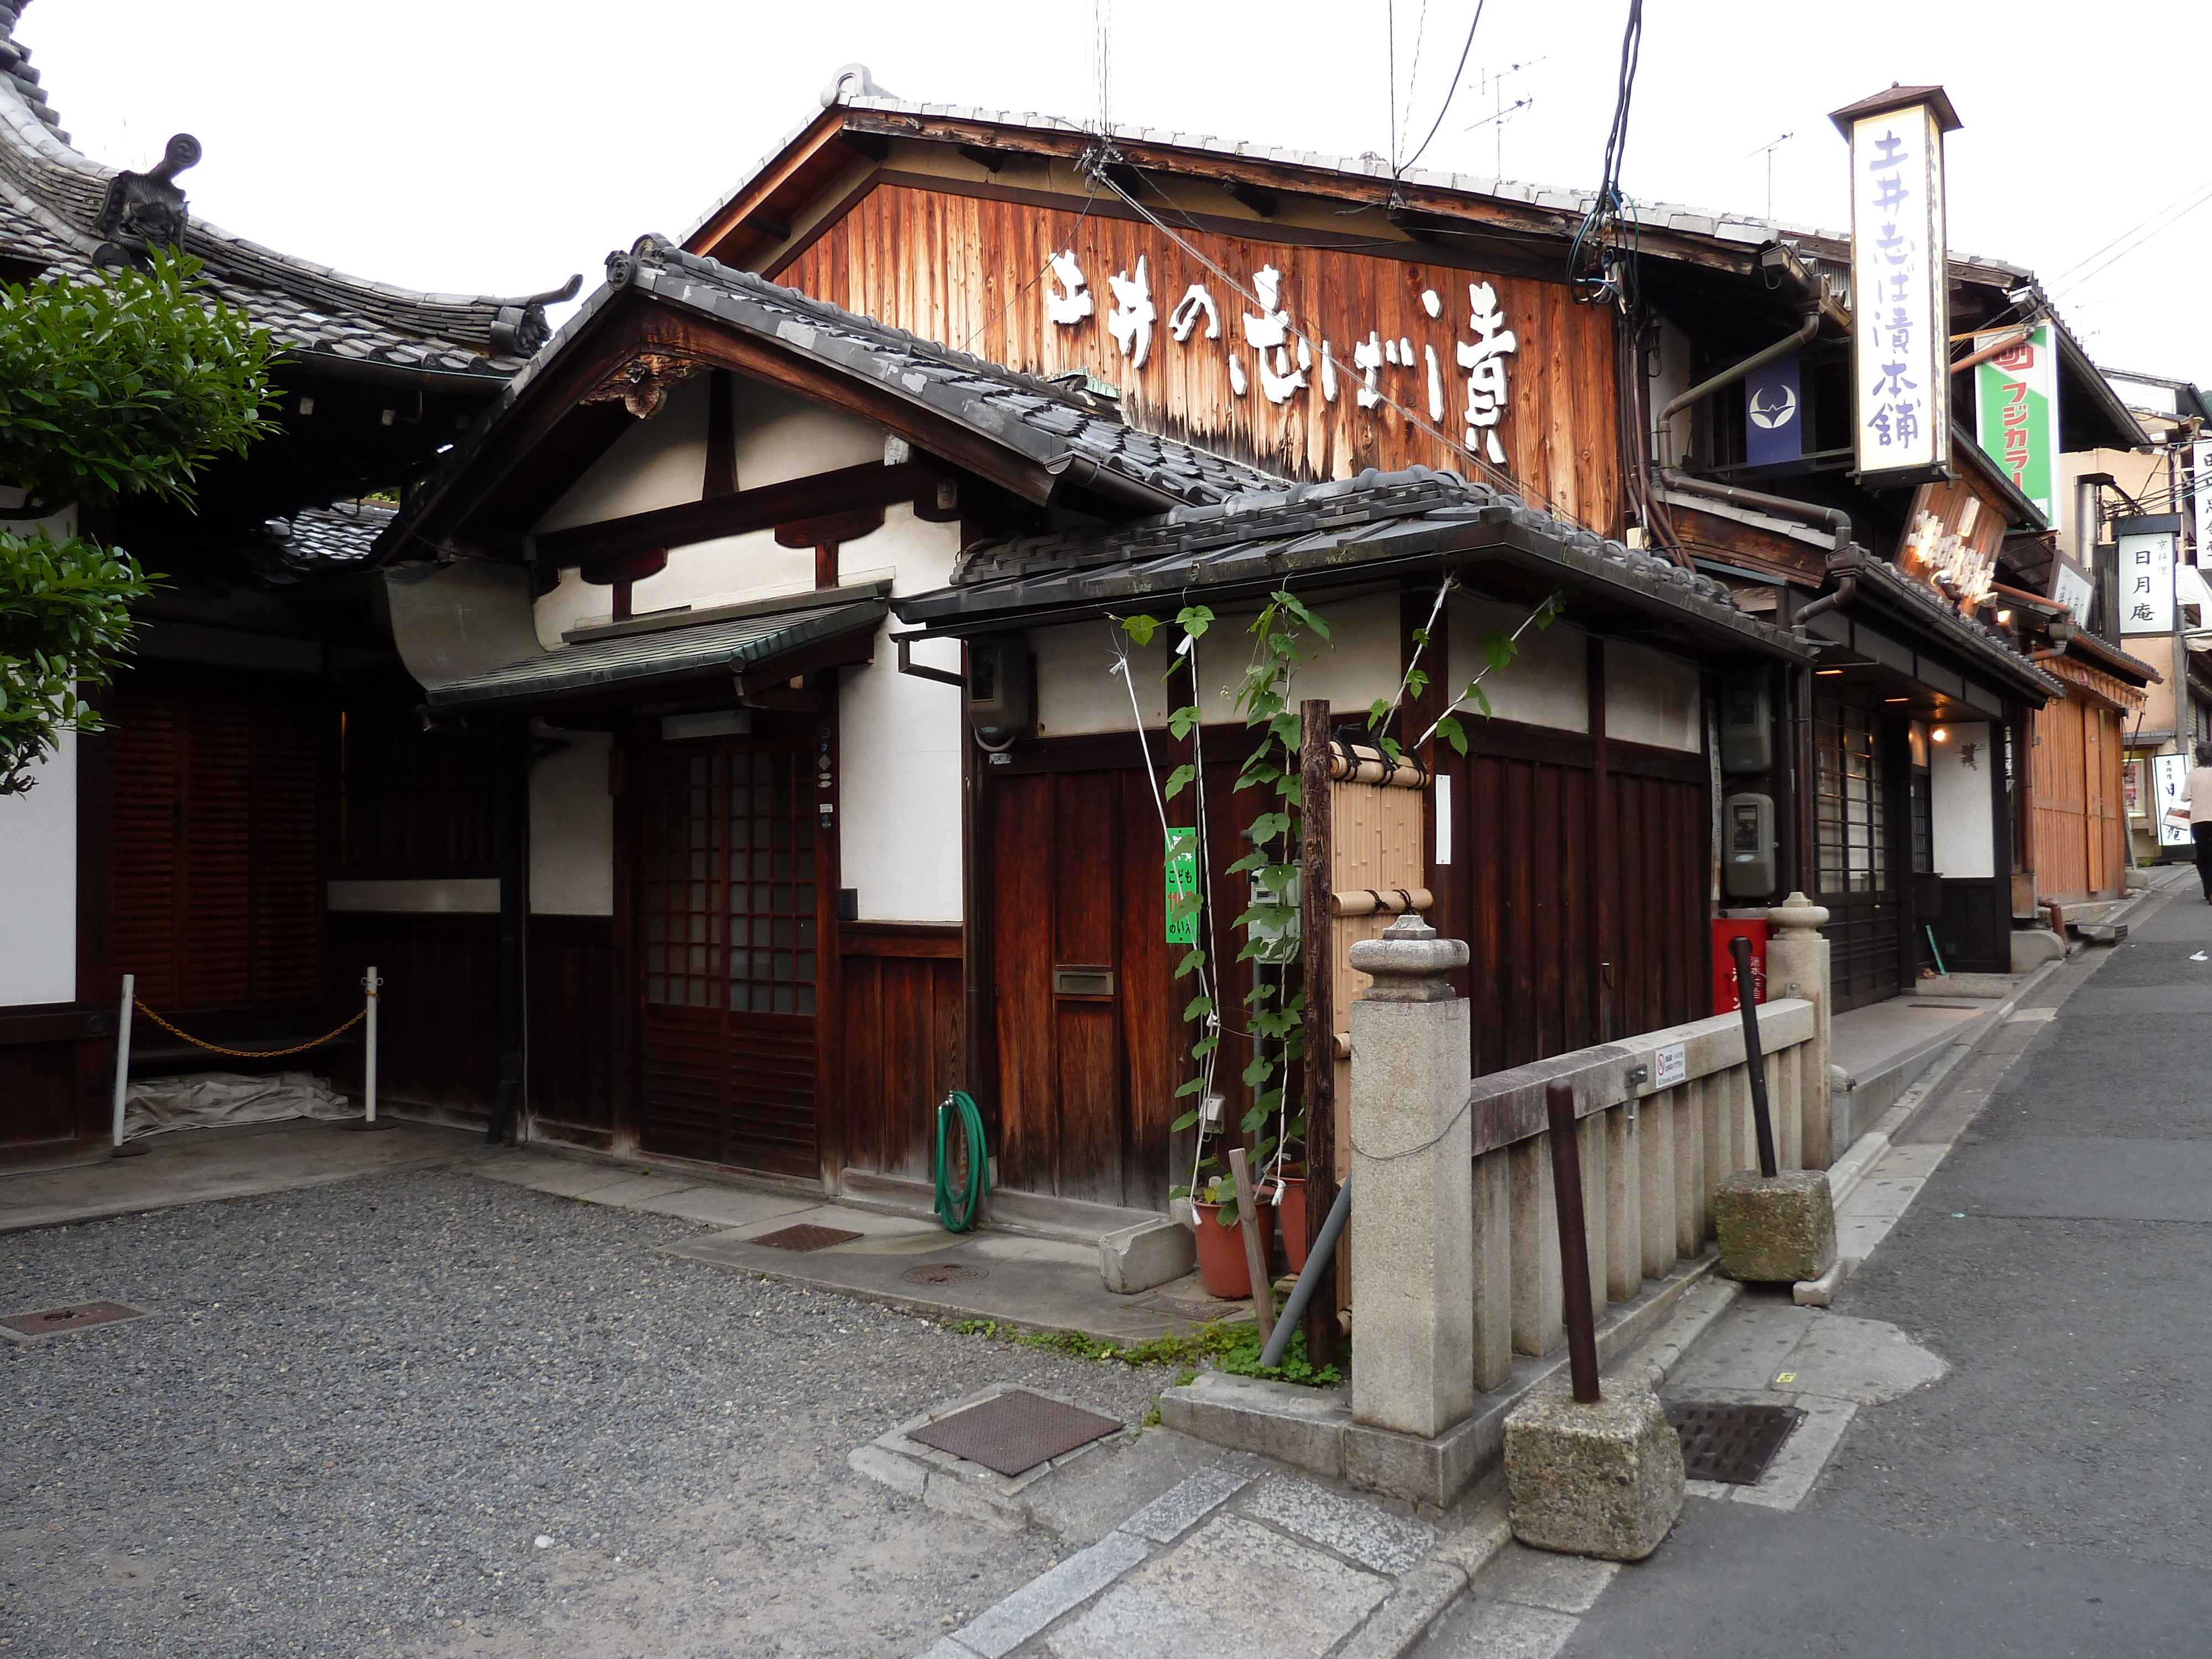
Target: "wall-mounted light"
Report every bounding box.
[1817,668,1845,676]
[1996,609,2012,625]
[1886,697,1910,703]
[1932,727,1949,742]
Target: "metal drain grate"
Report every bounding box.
[908,1390,1123,1476]
[2,1301,148,1339]
[1666,1401,1802,1484]
[749,1224,864,1253]
[901,1262,988,1286]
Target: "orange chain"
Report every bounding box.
[132,1000,367,1059]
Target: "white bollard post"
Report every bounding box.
[109,972,134,1149]
[363,966,382,1124]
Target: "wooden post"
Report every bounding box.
[1228,1147,1275,1348]
[109,972,134,1149]
[1299,697,1340,1368]
[1545,1078,1601,1404]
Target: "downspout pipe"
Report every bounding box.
[1656,310,1821,473]
[1791,573,1859,634]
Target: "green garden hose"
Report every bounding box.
[933,1090,990,1233]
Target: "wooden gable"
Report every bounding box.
[747,167,1620,530]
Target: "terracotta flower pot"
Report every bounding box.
[1274,1175,1308,1275]
[1190,1201,1253,1300]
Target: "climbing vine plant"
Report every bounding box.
[1118,578,1563,1224]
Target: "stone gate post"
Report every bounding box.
[1764,892,1833,1166]
[1346,913,1474,1439]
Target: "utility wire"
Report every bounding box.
[1399,0,1488,176]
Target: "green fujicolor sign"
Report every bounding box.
[1164,828,1199,945]
[1974,325,2061,535]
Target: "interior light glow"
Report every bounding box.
[1816,669,1845,676]
[1932,727,1949,742]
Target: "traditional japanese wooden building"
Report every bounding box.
[0,0,573,1169]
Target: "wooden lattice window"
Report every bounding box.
[642,748,817,1015]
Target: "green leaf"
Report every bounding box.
[1482,629,1518,674]
[1183,994,1213,1021]
[1175,604,1215,639]
[1436,714,1468,756]
[1171,1109,1201,1131]
[1164,761,1197,800]
[1173,948,1208,980]
[1120,614,1160,646]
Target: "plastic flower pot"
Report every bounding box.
[1190,1200,1254,1300]
[1274,1174,1308,1275]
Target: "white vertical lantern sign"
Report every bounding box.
[2115,516,2180,635]
[1834,86,1961,489]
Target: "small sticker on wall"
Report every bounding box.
[1653,1043,1688,1088]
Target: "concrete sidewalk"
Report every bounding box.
[471,1150,1256,1345]
[0,1115,483,1233]
[1489,874,2212,1656]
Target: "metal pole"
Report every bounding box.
[1227,1147,1275,1349]
[1729,935,1780,1178]
[109,973,134,1149]
[1545,1077,1601,1404]
[1260,1173,1349,1371]
[362,966,381,1124]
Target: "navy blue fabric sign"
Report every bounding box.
[1744,351,1803,469]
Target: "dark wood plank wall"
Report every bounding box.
[774,183,1620,524]
[527,915,617,1147]
[837,924,962,1183]
[325,912,500,1120]
[1437,719,1709,1077]
[107,676,327,1017]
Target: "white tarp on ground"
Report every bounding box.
[124,1071,357,1140]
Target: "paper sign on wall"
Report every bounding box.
[1653,1043,1688,1089]
[1164,828,1199,945]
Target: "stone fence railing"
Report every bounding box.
[1460,994,1817,1392]
[1345,894,1833,1449]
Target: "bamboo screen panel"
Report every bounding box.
[1327,776,1426,1182]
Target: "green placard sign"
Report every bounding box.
[1974,324,2060,534]
[1164,828,1199,945]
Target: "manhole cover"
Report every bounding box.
[2,1301,148,1339]
[900,1262,989,1286]
[749,1224,864,1253]
[908,1390,1123,1476]
[1666,1401,1802,1484]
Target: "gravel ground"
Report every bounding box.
[0,1166,1171,1658]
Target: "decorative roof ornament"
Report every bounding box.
[91,132,200,269]
[820,62,894,108]
[488,273,582,357]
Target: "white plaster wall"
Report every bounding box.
[629,526,811,617]
[1931,721,1996,879]
[837,513,965,922]
[1447,596,1589,733]
[1605,639,1703,753]
[730,380,884,488]
[534,374,712,533]
[531,728,614,916]
[1182,592,1403,726]
[1034,620,1168,736]
[0,732,76,1005]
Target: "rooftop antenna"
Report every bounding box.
[1467,58,1543,178]
[1749,132,1792,219]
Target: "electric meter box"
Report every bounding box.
[966,634,1032,746]
[1719,672,1772,775]
[1721,791,1777,899]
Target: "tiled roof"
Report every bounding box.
[687,73,2041,291]
[381,236,1286,560]
[625,239,1282,508]
[263,501,397,566]
[0,0,557,380]
[426,597,888,708]
[894,464,1809,664]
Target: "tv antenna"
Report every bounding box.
[1749,132,1792,220]
[1466,58,1544,178]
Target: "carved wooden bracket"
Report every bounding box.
[581,351,708,419]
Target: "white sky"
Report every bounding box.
[24,0,2212,388]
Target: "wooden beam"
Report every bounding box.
[774,505,887,550]
[1298,696,1342,1370]
[685,110,848,258]
[1223,180,1279,218]
[537,461,931,570]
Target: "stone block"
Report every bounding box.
[1503,1385,1683,1562]
[2009,928,2067,972]
[1714,1169,1837,1284]
[1098,1216,1196,1295]
[1157,1371,1348,1479]
[1341,1407,1497,1511]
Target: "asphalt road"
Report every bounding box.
[0,1165,1165,1658]
[1566,879,2212,1656]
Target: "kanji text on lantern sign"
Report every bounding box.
[1848,101,1946,479]
[1863,127,1924,457]
[1045,249,1520,466]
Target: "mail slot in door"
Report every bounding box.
[1052,966,1115,998]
